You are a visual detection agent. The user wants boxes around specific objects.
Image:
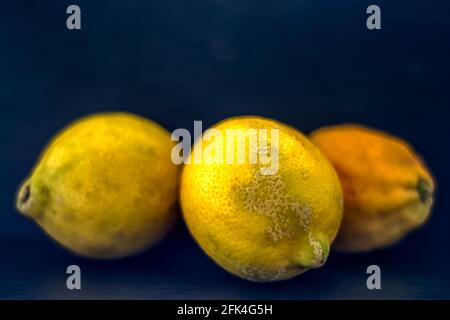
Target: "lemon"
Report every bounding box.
[311,124,435,252]
[16,112,179,259]
[180,116,343,282]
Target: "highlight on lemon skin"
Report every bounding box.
[16,112,180,259]
[180,116,343,282]
[310,124,435,252]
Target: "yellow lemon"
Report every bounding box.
[310,124,435,252]
[16,112,179,259]
[180,116,343,282]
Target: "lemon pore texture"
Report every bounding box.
[180,116,343,282]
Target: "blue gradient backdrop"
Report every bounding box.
[0,0,449,299]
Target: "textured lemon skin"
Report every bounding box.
[180,116,343,282]
[310,124,435,252]
[17,112,179,259]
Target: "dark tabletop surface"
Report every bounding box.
[0,0,449,299]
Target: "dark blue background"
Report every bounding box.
[1,0,449,299]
